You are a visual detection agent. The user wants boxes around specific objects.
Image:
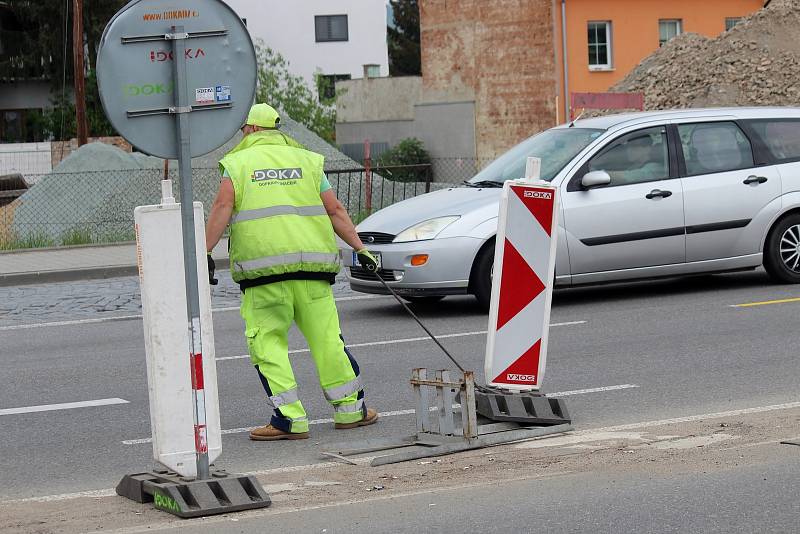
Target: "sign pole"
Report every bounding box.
[102,1,270,516]
[170,24,209,481]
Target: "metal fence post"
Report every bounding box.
[364,140,372,216]
[425,164,432,193]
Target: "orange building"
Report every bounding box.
[556,0,766,120]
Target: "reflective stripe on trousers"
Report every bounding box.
[333,398,365,414]
[235,252,339,273]
[231,204,328,224]
[266,388,300,409]
[323,377,362,402]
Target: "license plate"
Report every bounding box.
[353,251,382,269]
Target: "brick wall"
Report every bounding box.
[420,0,559,160]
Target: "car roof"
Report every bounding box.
[559,107,800,131]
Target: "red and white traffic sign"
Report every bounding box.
[484,177,559,391]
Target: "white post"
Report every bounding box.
[161,179,175,204]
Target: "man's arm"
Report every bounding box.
[206,178,235,253]
[320,189,365,251]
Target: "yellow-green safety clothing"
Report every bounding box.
[243,279,365,432]
[219,130,340,284]
[219,129,366,433]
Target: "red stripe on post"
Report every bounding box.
[195,424,208,454]
[191,353,204,390]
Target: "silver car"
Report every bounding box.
[343,107,800,307]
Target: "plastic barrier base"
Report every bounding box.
[321,369,573,466]
[474,389,571,425]
[116,469,271,518]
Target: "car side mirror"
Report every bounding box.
[581,170,611,189]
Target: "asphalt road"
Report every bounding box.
[1,270,799,502]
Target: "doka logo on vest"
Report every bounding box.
[252,168,303,181]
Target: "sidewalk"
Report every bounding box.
[0,238,229,287]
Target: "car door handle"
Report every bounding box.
[646,189,672,199]
[744,175,768,185]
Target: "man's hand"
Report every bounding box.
[207,253,219,285]
[356,249,379,272]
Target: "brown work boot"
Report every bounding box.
[334,408,379,429]
[249,424,309,441]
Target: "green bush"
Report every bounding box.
[375,138,432,182]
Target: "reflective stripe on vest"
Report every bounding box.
[323,377,362,402]
[231,205,328,225]
[234,252,339,273]
[333,398,365,414]
[267,388,300,409]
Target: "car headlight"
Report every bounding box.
[393,216,460,243]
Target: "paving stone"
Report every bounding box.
[0,271,358,324]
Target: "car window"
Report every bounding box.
[467,128,603,184]
[587,126,669,186]
[678,121,754,175]
[745,119,800,163]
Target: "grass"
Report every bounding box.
[0,231,56,250]
[60,228,94,246]
[0,227,136,251]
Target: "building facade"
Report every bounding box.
[0,0,389,143]
[559,0,765,121]
[336,0,766,168]
[225,0,389,98]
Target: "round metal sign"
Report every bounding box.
[97,0,257,158]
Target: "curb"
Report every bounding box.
[0,239,230,287]
[0,266,141,287]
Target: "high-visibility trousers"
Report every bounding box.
[241,279,366,433]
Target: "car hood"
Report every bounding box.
[357,186,501,235]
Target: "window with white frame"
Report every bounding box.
[315,14,348,42]
[659,19,682,47]
[588,21,612,69]
[725,17,743,31]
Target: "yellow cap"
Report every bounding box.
[246,103,281,128]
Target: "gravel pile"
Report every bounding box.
[610,0,800,110]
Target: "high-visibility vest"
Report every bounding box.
[219,130,340,283]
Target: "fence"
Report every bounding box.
[0,158,490,250]
[0,144,53,180]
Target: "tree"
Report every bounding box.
[1,0,127,80]
[376,138,431,182]
[254,42,337,143]
[387,0,421,76]
[39,69,116,140]
[1,0,126,140]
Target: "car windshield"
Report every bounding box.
[466,128,604,185]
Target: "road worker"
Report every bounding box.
[205,103,379,440]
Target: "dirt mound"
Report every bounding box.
[612,0,800,109]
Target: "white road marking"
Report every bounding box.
[0,315,143,331]
[120,381,631,445]
[594,401,800,432]
[2,488,118,504]
[515,401,800,450]
[0,295,389,332]
[216,320,588,362]
[17,399,800,506]
[548,384,637,397]
[0,398,129,416]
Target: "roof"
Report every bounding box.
[560,106,800,131]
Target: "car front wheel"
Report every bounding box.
[471,242,494,310]
[764,213,800,283]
